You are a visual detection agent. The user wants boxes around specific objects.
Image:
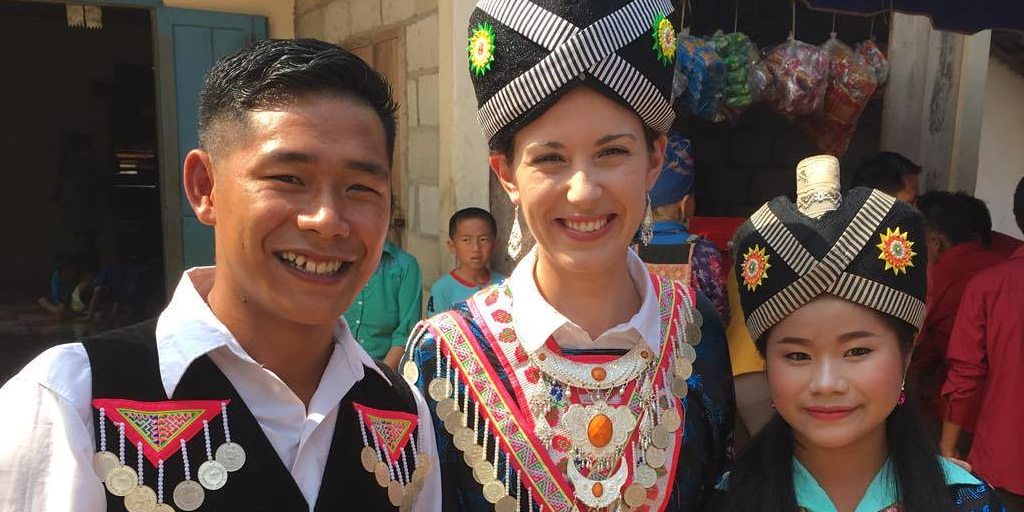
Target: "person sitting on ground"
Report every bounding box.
[850,151,921,206]
[427,207,505,315]
[37,253,78,317]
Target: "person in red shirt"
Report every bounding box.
[941,177,1024,512]
[910,192,1006,429]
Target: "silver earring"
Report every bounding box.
[507,205,523,259]
[640,195,654,245]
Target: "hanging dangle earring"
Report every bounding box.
[898,382,906,405]
[640,195,655,245]
[507,205,523,259]
[769,400,776,409]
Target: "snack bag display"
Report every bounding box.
[800,36,879,156]
[764,39,829,119]
[674,30,728,122]
[855,38,890,99]
[713,31,775,121]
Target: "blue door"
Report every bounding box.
[155,7,266,276]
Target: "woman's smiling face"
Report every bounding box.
[490,86,666,275]
[765,295,910,451]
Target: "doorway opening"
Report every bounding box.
[0,1,163,380]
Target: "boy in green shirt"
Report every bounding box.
[344,240,422,367]
[427,208,505,315]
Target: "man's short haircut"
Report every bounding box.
[448,207,498,239]
[198,38,398,163]
[850,152,922,194]
[917,191,991,246]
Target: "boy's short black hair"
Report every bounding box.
[917,191,992,246]
[198,38,398,163]
[448,207,498,239]
[850,152,922,194]
[1014,177,1024,230]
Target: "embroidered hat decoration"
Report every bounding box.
[467,0,677,144]
[732,187,927,341]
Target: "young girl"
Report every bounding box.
[401,1,735,511]
[711,186,1005,512]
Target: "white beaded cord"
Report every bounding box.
[528,486,534,512]
[202,420,213,461]
[98,407,107,452]
[481,418,490,459]
[368,416,395,481]
[461,379,469,428]
[409,430,420,468]
[136,441,144,485]
[472,401,480,443]
[492,431,500,479]
[220,402,232,443]
[434,336,442,379]
[118,422,127,464]
[516,470,522,509]
[157,459,164,504]
[357,410,373,451]
[180,439,192,481]
[399,450,411,488]
[504,452,510,492]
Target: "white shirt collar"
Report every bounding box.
[509,248,662,354]
[154,267,388,399]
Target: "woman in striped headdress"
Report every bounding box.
[400,1,735,511]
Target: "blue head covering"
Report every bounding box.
[650,133,695,208]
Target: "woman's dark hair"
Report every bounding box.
[198,38,398,163]
[714,308,957,512]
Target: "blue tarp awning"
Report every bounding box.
[801,0,1024,34]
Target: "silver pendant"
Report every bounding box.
[197,459,228,490]
[124,484,157,512]
[172,480,205,511]
[215,441,246,472]
[92,451,119,482]
[105,465,138,497]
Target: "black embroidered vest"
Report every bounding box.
[83,320,417,512]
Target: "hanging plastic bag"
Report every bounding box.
[674,29,727,122]
[713,31,774,122]
[764,39,829,119]
[800,36,878,156]
[855,39,889,98]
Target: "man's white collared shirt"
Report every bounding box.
[0,267,441,512]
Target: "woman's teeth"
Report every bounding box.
[278,252,345,275]
[563,217,609,233]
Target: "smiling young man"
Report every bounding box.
[0,39,439,512]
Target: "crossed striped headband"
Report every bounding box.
[467,0,678,143]
[732,188,928,342]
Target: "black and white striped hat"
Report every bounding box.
[466,0,678,145]
[732,188,928,341]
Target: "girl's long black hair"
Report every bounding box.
[712,313,957,512]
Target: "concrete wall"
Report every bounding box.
[975,56,1024,239]
[296,0,446,290]
[166,0,294,38]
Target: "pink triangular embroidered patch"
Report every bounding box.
[93,398,228,467]
[353,402,417,464]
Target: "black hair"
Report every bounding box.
[715,307,957,512]
[917,191,991,246]
[1014,177,1024,230]
[448,207,498,239]
[198,38,398,163]
[851,152,922,195]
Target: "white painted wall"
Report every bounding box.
[974,57,1024,239]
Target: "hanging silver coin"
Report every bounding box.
[360,446,378,472]
[685,323,701,344]
[197,460,228,490]
[106,465,138,497]
[435,398,456,418]
[92,451,120,482]
[124,484,157,512]
[215,442,246,472]
[635,463,657,488]
[153,504,175,512]
[402,360,420,385]
[172,480,205,511]
[496,495,518,512]
[671,376,688,398]
[428,378,453,401]
[644,446,666,469]
[674,358,693,380]
[677,343,697,363]
[650,424,670,449]
[388,480,404,507]
[660,407,682,432]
